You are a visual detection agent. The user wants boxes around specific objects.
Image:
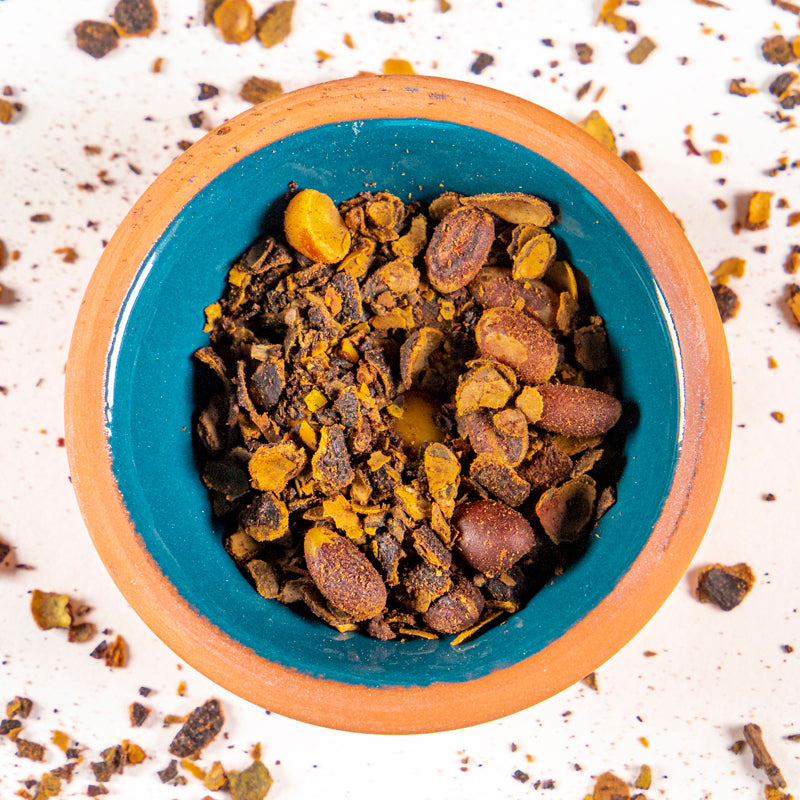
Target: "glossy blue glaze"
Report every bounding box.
[105,118,681,687]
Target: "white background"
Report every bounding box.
[1,1,799,797]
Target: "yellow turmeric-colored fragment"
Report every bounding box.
[744,191,773,230]
[298,420,317,449]
[248,441,307,492]
[284,188,352,263]
[383,58,415,75]
[577,110,617,153]
[322,495,362,538]
[712,257,745,284]
[304,388,328,412]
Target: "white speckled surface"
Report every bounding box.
[1,1,799,797]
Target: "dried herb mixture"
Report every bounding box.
[194,185,625,640]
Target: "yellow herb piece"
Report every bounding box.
[544,259,579,299]
[367,451,391,471]
[51,730,70,751]
[248,442,307,492]
[31,590,72,630]
[298,420,317,450]
[511,231,557,281]
[424,443,460,517]
[394,484,431,521]
[392,214,427,258]
[33,773,61,798]
[182,758,206,779]
[771,410,785,423]
[304,388,328,412]
[322,495,362,538]
[205,761,228,791]
[121,740,147,764]
[635,764,652,790]
[712,257,746,284]
[255,0,294,48]
[213,0,255,43]
[515,386,544,423]
[284,189,352,263]
[744,191,773,230]
[383,58,415,74]
[709,149,723,164]
[627,36,657,64]
[343,32,355,48]
[315,49,331,62]
[577,110,617,153]
[203,302,222,333]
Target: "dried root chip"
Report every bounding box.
[470,269,558,328]
[304,527,386,620]
[535,383,622,438]
[712,257,745,284]
[592,771,631,799]
[744,192,773,231]
[75,21,119,58]
[455,361,517,416]
[424,207,494,293]
[743,723,788,790]
[762,35,795,65]
[627,36,657,64]
[284,189,351,263]
[113,0,158,36]
[239,77,283,104]
[460,192,555,227]
[577,110,617,153]
[214,0,255,43]
[227,759,273,800]
[7,696,33,719]
[729,78,758,96]
[424,443,461,517]
[469,453,531,507]
[399,327,444,387]
[383,58,415,75]
[311,425,354,493]
[509,228,557,281]
[129,702,150,727]
[475,307,559,384]
[596,0,635,32]
[453,500,536,576]
[16,738,46,762]
[255,0,294,47]
[712,283,740,322]
[31,590,72,630]
[169,699,225,758]
[634,764,652,791]
[105,634,128,667]
[0,99,14,125]
[696,563,755,610]
[391,391,445,452]
[205,761,229,791]
[535,475,597,544]
[248,441,306,493]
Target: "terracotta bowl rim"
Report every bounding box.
[65,74,732,734]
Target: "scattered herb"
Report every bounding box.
[194,185,625,640]
[239,77,283,104]
[75,21,120,59]
[575,43,594,64]
[577,110,617,152]
[227,759,273,800]
[213,0,255,43]
[471,52,495,75]
[627,36,657,64]
[712,283,740,322]
[168,699,225,758]
[743,723,788,790]
[744,192,773,230]
[621,150,643,171]
[31,590,72,630]
[255,0,294,48]
[592,771,631,799]
[729,78,758,96]
[697,563,755,610]
[113,0,158,37]
[198,82,220,100]
[0,98,14,124]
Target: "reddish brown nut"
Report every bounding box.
[425,206,494,293]
[535,383,622,437]
[469,270,558,328]
[453,499,537,576]
[304,528,387,620]
[475,307,559,384]
[422,576,485,634]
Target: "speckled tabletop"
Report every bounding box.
[2,1,800,798]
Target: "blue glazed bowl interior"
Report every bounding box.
[105,118,681,687]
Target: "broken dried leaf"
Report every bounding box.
[31,590,72,630]
[577,110,617,153]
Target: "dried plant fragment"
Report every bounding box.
[627,36,656,64]
[104,634,128,667]
[422,576,484,634]
[762,35,795,65]
[129,702,150,727]
[697,563,755,610]
[0,99,14,124]
[16,738,46,762]
[75,21,119,58]
[592,771,631,799]
[228,759,273,800]
[712,257,745,284]
[712,283,740,322]
[621,150,643,171]
[729,78,758,96]
[113,0,158,36]
[205,761,229,791]
[536,475,596,544]
[255,0,294,47]
[285,189,351,263]
[470,52,495,74]
[214,0,255,43]
[31,590,72,630]
[743,723,788,789]
[577,110,617,153]
[7,696,33,719]
[575,43,593,64]
[744,192,773,231]
[239,77,283,104]
[169,699,225,758]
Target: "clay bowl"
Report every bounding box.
[65,75,731,734]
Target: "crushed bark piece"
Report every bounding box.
[239,77,283,104]
[227,759,273,800]
[627,36,656,64]
[621,150,643,171]
[104,635,128,667]
[697,563,755,610]
[129,702,150,727]
[471,52,495,74]
[0,99,14,124]
[581,672,598,691]
[16,738,46,762]
[592,771,630,799]
[7,696,33,719]
[168,699,225,758]
[712,257,745,284]
[729,78,758,96]
[743,723,788,789]
[712,283,740,322]
[575,43,593,64]
[113,0,158,37]
[75,21,119,58]
[762,35,795,65]
[255,1,294,47]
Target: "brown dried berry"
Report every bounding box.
[535,383,622,437]
[422,576,485,634]
[425,206,494,293]
[304,528,387,620]
[453,500,537,576]
[475,307,559,384]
